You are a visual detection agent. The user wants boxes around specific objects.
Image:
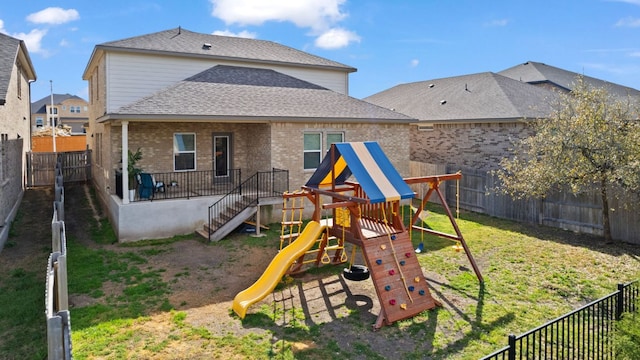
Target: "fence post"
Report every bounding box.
[508,334,516,360]
[616,283,624,320]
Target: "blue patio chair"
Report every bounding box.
[137,173,165,200]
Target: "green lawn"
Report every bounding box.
[1,186,638,359]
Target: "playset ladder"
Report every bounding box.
[280,191,306,250]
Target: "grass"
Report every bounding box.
[2,185,640,359]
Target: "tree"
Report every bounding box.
[495,77,640,242]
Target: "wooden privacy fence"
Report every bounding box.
[46,164,72,360]
[26,149,91,187]
[410,161,640,244]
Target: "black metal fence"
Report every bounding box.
[481,280,639,360]
[206,168,288,241]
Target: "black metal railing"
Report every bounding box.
[206,168,288,241]
[124,169,241,201]
[481,280,639,360]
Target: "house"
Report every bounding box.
[82,27,414,242]
[0,32,37,250]
[31,93,89,134]
[364,61,640,171]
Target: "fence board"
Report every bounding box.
[27,150,91,187]
[410,161,640,244]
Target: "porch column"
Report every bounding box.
[122,120,130,204]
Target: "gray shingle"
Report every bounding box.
[499,61,640,98]
[364,72,557,122]
[99,27,355,72]
[112,65,412,123]
[31,93,86,113]
[0,33,21,103]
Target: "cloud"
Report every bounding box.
[0,19,6,34]
[484,19,509,27]
[26,7,79,25]
[630,51,640,57]
[608,0,640,5]
[615,16,640,27]
[13,28,49,55]
[314,28,360,49]
[212,29,257,38]
[410,59,419,68]
[210,0,359,48]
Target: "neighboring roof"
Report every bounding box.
[305,142,415,203]
[84,27,355,78]
[31,93,87,113]
[0,32,36,104]
[364,72,557,123]
[498,61,640,98]
[105,65,413,123]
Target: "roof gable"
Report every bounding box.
[31,93,87,113]
[0,32,36,103]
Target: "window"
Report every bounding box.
[304,133,321,170]
[76,106,82,113]
[304,132,344,170]
[36,117,43,127]
[174,133,196,171]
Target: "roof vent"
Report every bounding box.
[202,43,212,50]
[429,83,435,88]
[440,100,447,105]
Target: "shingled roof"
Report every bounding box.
[499,61,640,98]
[0,32,36,105]
[31,93,86,113]
[364,72,556,123]
[105,65,412,123]
[87,27,355,74]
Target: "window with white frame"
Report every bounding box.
[35,117,43,127]
[303,131,344,170]
[174,133,196,171]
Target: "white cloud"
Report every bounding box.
[615,16,640,27]
[13,28,48,55]
[210,0,359,48]
[484,19,509,27]
[26,7,79,25]
[314,28,360,49]
[212,29,257,38]
[630,51,640,57]
[0,19,5,34]
[410,59,419,68]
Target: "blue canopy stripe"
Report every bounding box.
[305,142,414,204]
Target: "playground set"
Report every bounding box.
[232,142,482,329]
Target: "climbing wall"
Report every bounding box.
[362,231,440,326]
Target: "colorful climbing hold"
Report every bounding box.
[419,290,425,296]
[408,285,415,292]
[389,299,396,305]
[399,260,405,266]
[405,252,412,258]
[389,269,395,276]
[414,276,420,283]
[380,244,387,250]
[384,285,391,291]
[391,235,396,240]
[400,303,407,310]
[376,259,382,265]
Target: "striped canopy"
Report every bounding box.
[305,142,414,204]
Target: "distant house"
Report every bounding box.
[82,27,413,242]
[365,61,640,171]
[31,93,89,134]
[0,32,37,249]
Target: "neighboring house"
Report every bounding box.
[31,93,89,134]
[364,61,640,171]
[0,32,37,250]
[82,27,413,242]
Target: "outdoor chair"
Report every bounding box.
[137,173,165,200]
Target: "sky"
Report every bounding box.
[2,0,640,103]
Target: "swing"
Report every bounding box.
[343,245,370,281]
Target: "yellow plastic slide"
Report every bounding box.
[232,221,325,319]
